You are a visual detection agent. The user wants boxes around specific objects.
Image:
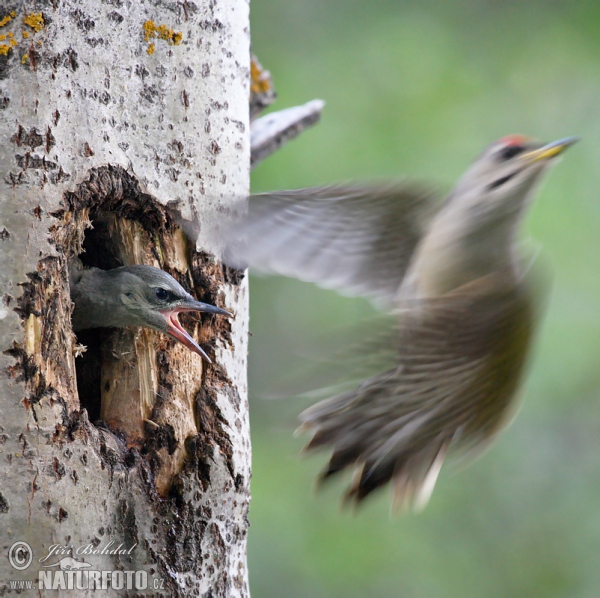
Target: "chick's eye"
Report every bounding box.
[498,145,524,161]
[155,288,170,301]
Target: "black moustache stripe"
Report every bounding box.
[487,171,518,191]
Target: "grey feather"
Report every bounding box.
[69,258,196,332]
[225,183,439,308]
[69,257,231,361]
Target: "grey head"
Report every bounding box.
[445,135,579,232]
[404,135,579,298]
[69,259,232,362]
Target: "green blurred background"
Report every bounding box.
[247,1,600,596]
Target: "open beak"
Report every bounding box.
[522,136,579,164]
[160,301,233,363]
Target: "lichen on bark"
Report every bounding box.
[0,0,251,595]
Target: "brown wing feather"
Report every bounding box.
[299,270,543,509]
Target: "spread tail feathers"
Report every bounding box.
[298,272,540,510]
[299,374,458,511]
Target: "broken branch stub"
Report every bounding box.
[250,99,325,168]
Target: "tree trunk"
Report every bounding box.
[0,1,250,596]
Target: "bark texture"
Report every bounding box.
[0,1,250,596]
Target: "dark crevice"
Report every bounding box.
[78,214,124,270]
[73,328,105,422]
[72,211,135,420]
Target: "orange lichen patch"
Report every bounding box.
[143,20,182,47]
[147,42,155,56]
[21,53,28,64]
[142,20,154,41]
[0,31,17,54]
[23,12,44,33]
[250,56,274,95]
[22,30,29,39]
[0,11,16,28]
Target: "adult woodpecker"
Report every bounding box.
[227,135,577,509]
[69,258,232,362]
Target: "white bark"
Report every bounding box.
[0,1,250,596]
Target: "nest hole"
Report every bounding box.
[57,165,233,437]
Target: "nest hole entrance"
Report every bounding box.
[58,165,181,435]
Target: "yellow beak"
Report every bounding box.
[522,136,579,163]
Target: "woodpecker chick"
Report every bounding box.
[69,258,232,362]
[226,136,578,509]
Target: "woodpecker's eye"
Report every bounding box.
[154,288,170,301]
[498,145,525,161]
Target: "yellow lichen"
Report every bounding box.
[8,31,17,47]
[23,12,44,33]
[250,57,273,95]
[143,20,182,49]
[159,24,182,44]
[22,30,29,39]
[143,20,155,42]
[147,42,155,55]
[0,45,10,56]
[0,34,6,41]
[0,12,14,28]
[21,53,28,64]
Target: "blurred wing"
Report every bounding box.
[299,269,547,510]
[259,311,404,401]
[225,183,439,308]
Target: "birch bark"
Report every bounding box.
[0,1,250,595]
